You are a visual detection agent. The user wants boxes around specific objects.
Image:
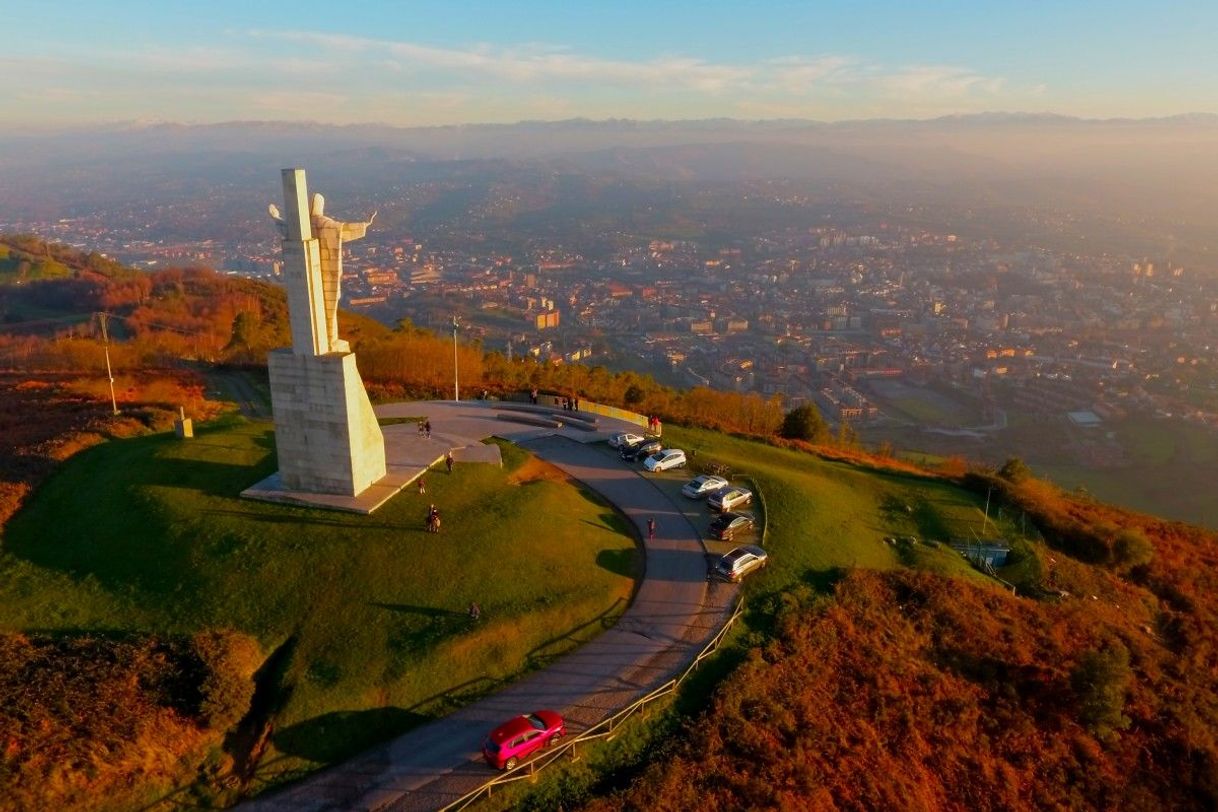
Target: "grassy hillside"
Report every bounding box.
[664,425,1009,592]
[582,568,1214,812]
[0,242,72,284]
[0,417,638,807]
[497,428,1218,812]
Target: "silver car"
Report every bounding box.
[708,486,752,512]
[713,545,768,582]
[681,474,729,499]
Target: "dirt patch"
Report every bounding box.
[507,456,571,486]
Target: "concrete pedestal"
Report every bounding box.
[263,348,386,496]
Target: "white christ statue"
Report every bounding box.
[269,193,375,354]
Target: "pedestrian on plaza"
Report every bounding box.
[445,451,454,474]
[530,388,538,405]
[424,419,432,439]
[647,517,656,541]
[573,397,579,411]
[418,477,426,495]
[417,420,425,437]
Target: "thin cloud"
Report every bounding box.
[254,30,1017,103]
[263,31,753,92]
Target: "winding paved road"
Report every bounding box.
[245,402,737,811]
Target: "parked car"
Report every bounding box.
[620,437,662,461]
[713,544,768,582]
[708,486,753,512]
[681,474,729,499]
[482,711,565,770]
[708,511,756,541]
[644,449,687,472]
[608,432,645,449]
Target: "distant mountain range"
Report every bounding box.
[1,113,1215,268]
[3,112,1218,165]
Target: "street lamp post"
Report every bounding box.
[451,315,460,401]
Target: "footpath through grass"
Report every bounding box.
[0,416,639,799]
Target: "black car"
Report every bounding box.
[708,511,756,541]
[620,437,662,461]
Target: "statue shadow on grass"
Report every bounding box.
[595,547,637,578]
[273,707,426,764]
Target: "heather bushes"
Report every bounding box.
[191,630,263,731]
[583,569,1218,811]
[0,630,262,812]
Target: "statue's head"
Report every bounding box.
[310,193,326,217]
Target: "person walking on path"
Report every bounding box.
[424,419,432,439]
[417,477,426,495]
[647,517,656,541]
[445,452,454,474]
[530,388,538,405]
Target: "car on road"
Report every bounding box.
[608,432,646,449]
[708,486,753,512]
[482,711,565,770]
[708,511,755,541]
[712,544,768,582]
[680,474,729,499]
[620,437,662,461]
[644,449,687,472]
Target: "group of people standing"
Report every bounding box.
[416,419,432,439]
[647,414,662,435]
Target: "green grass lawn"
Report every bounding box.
[1037,417,1218,529]
[665,426,1006,593]
[0,417,638,797]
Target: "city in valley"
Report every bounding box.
[5,118,1217,526]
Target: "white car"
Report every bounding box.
[708,486,753,512]
[681,475,729,499]
[643,449,687,472]
[609,432,646,449]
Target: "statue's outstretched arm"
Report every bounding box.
[268,204,288,236]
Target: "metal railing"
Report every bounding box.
[420,599,746,812]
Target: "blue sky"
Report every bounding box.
[2,0,1214,127]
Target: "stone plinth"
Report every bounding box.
[262,348,385,495]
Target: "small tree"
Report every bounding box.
[1113,529,1155,571]
[191,630,263,731]
[998,457,1033,483]
[780,404,828,443]
[1071,643,1132,741]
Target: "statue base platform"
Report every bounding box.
[241,348,387,509]
[240,467,420,515]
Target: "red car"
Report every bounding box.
[482,710,565,770]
